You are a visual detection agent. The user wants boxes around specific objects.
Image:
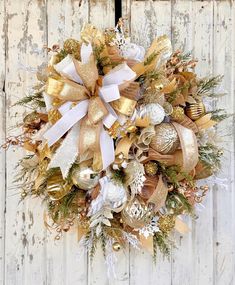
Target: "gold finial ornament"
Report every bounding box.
[185,101,206,121]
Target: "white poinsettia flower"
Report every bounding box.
[122,42,145,62]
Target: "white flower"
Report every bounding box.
[122,42,145,62]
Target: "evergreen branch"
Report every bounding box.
[198,143,223,171]
[210,109,230,122]
[178,51,192,62]
[197,75,223,96]
[153,232,172,263]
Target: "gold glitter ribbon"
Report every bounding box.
[46,77,89,101]
[172,122,198,173]
[111,96,137,116]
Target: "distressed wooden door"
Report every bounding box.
[0,1,235,284]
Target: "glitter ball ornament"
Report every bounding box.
[185,101,206,121]
[158,215,176,234]
[71,165,100,190]
[139,103,165,125]
[103,181,127,210]
[150,123,180,154]
[112,241,121,251]
[63,38,81,59]
[144,161,158,176]
[170,106,185,121]
[121,198,152,228]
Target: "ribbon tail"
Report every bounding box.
[147,175,168,212]
[43,100,89,146]
[100,127,115,170]
[48,123,80,178]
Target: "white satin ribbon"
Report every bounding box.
[44,100,89,146]
[44,44,136,177]
[54,55,83,84]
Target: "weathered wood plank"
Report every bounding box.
[213,2,235,285]
[0,0,6,284]
[130,0,171,48]
[89,0,115,28]
[192,2,214,285]
[4,1,48,285]
[170,2,195,284]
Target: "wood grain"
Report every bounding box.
[0,1,234,284]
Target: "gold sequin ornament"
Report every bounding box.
[47,169,72,200]
[185,101,206,121]
[71,165,101,190]
[63,38,81,60]
[158,215,176,234]
[112,242,121,252]
[144,161,158,176]
[121,197,153,228]
[170,106,185,121]
[150,123,180,154]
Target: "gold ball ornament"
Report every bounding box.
[47,170,71,200]
[63,38,81,59]
[71,165,101,190]
[150,123,180,154]
[158,215,176,234]
[170,106,185,121]
[121,197,153,228]
[112,242,121,252]
[185,101,206,121]
[144,161,158,176]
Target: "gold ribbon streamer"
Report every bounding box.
[174,217,190,234]
[143,148,183,167]
[140,235,153,255]
[172,122,198,173]
[147,175,168,212]
[115,136,136,159]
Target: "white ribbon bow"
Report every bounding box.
[43,44,136,178]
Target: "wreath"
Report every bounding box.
[4,21,227,271]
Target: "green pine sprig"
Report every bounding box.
[197,75,223,97]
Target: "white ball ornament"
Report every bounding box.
[139,103,165,125]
